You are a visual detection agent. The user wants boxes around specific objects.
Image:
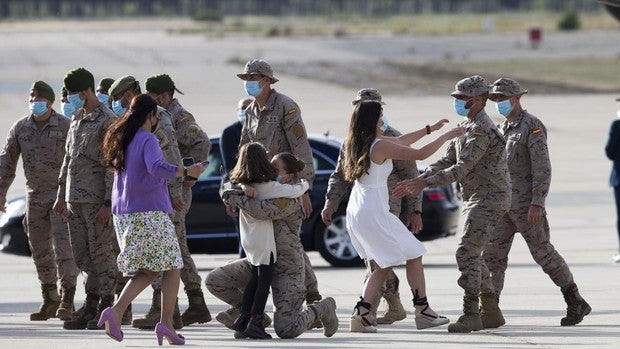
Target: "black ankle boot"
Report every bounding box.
[244,314,272,339]
[231,311,250,332]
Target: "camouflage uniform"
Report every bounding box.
[0,111,78,290]
[57,104,118,298]
[208,185,334,338]
[240,87,321,301]
[325,125,422,320]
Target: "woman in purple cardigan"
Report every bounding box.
[97,94,205,345]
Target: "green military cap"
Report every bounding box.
[145,74,184,95]
[97,78,115,93]
[450,75,490,98]
[237,59,279,83]
[109,75,138,97]
[352,88,386,106]
[31,81,55,102]
[489,78,528,101]
[64,67,95,93]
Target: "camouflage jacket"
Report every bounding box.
[153,106,183,199]
[167,99,211,162]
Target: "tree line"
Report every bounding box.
[0,0,604,19]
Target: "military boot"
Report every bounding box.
[132,289,161,329]
[309,297,339,337]
[87,294,115,329]
[56,286,75,321]
[447,296,483,333]
[173,298,184,329]
[30,284,61,321]
[350,297,377,333]
[367,291,381,326]
[377,292,407,325]
[560,283,591,326]
[63,293,99,330]
[480,292,505,328]
[181,289,212,326]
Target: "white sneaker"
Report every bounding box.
[613,253,620,263]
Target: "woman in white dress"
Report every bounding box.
[343,100,465,333]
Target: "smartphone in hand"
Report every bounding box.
[182,157,195,167]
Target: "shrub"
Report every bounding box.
[557,8,580,31]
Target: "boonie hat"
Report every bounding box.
[352,88,386,105]
[109,75,138,97]
[450,75,490,98]
[237,59,279,83]
[489,78,528,100]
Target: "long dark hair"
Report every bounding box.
[103,94,157,171]
[343,100,382,181]
[272,152,305,174]
[229,142,278,184]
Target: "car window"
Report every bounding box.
[198,145,222,179]
[313,150,335,171]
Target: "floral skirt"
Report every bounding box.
[113,211,183,276]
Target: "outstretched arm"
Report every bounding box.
[384,119,449,146]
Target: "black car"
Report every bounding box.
[0,134,460,267]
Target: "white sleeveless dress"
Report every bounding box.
[346,139,426,268]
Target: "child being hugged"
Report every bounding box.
[228,142,309,339]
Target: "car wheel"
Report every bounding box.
[314,211,363,267]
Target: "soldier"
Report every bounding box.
[108,75,185,329]
[483,78,591,326]
[95,78,114,108]
[144,73,213,327]
[221,97,253,258]
[0,81,79,321]
[320,88,421,325]
[53,68,118,330]
[394,75,511,333]
[208,184,338,339]
[236,58,322,305]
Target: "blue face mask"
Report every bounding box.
[495,100,513,117]
[379,116,389,133]
[112,99,126,116]
[237,109,246,123]
[453,99,470,117]
[29,101,48,116]
[61,102,75,118]
[67,93,85,110]
[244,81,262,97]
[96,92,110,106]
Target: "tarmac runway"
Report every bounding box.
[0,19,618,348]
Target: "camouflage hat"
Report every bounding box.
[352,88,386,105]
[489,78,528,99]
[237,59,279,83]
[97,78,115,93]
[146,74,184,95]
[109,75,139,97]
[64,67,95,93]
[31,81,55,102]
[450,75,490,97]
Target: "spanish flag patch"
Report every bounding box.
[532,128,542,134]
[285,107,298,116]
[473,132,484,136]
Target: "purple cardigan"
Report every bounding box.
[112,129,179,215]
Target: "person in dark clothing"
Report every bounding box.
[221,97,253,258]
[605,95,620,263]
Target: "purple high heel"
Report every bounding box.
[155,322,185,346]
[97,307,124,342]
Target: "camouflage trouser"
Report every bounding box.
[209,189,318,338]
[152,186,201,291]
[23,198,79,289]
[365,259,400,299]
[67,202,118,296]
[456,206,506,298]
[482,208,574,296]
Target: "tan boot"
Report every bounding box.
[480,293,505,328]
[447,296,483,333]
[30,284,61,321]
[350,297,377,333]
[181,289,212,326]
[560,283,591,326]
[56,286,75,321]
[377,292,407,325]
[132,289,160,329]
[309,297,339,337]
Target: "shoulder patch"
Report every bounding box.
[154,129,169,147]
[285,107,298,116]
[274,198,291,210]
[291,123,306,139]
[186,124,202,138]
[532,128,542,134]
